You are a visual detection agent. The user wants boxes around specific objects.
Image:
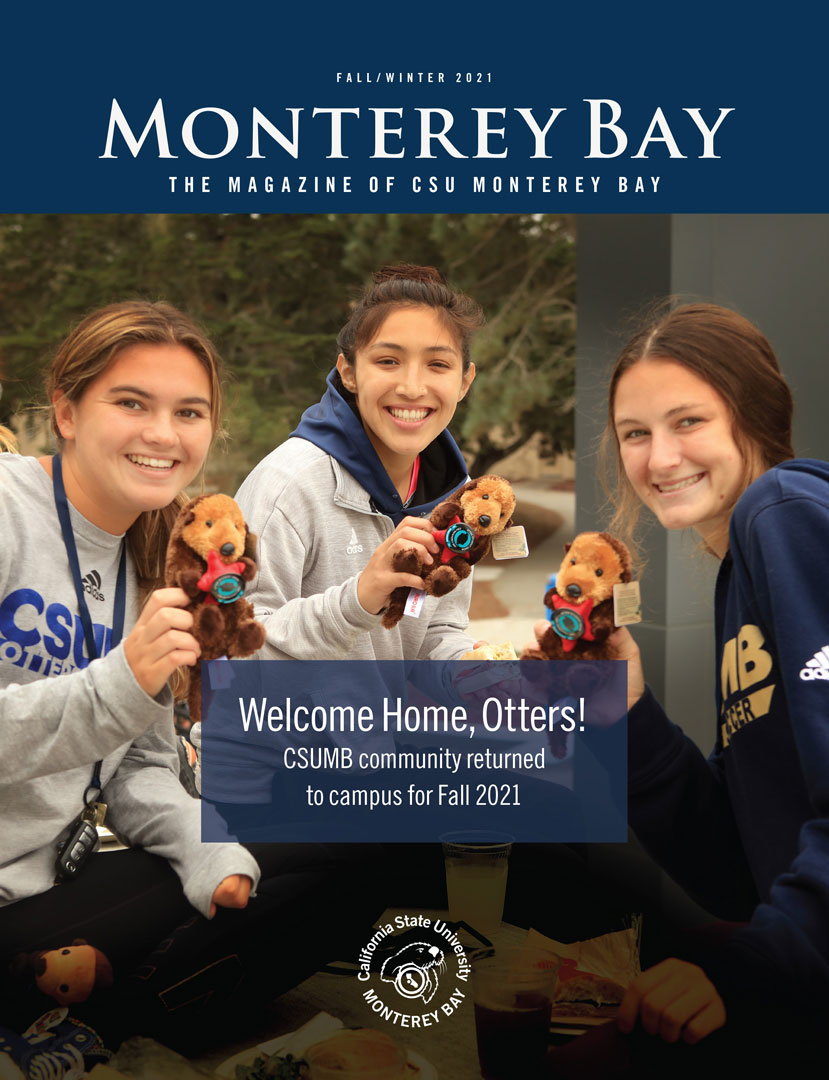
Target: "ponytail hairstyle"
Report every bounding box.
[601,302,794,554]
[336,264,485,370]
[46,301,224,599]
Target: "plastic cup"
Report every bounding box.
[441,831,512,938]
[472,945,561,1080]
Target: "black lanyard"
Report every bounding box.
[52,453,127,799]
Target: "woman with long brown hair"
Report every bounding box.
[0,301,377,1061]
[596,303,826,1061]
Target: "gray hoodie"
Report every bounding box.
[235,369,477,663]
[235,438,476,662]
[0,455,259,915]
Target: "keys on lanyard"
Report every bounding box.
[82,801,108,829]
[51,454,125,882]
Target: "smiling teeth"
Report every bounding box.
[656,474,703,493]
[128,454,175,469]
[389,408,430,422]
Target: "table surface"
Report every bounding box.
[195,909,529,1079]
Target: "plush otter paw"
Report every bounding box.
[392,547,424,575]
[177,568,202,596]
[237,620,266,655]
[428,566,460,596]
[382,587,410,629]
[195,605,225,650]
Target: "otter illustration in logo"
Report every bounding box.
[380,941,445,1004]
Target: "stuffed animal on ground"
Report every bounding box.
[11,939,113,1005]
[382,475,517,630]
[165,493,266,723]
[522,531,633,661]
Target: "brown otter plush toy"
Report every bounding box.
[522,531,633,661]
[11,939,113,1006]
[165,493,266,723]
[382,475,517,630]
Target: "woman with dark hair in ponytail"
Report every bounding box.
[236,264,484,661]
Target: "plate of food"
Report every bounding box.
[217,1013,436,1079]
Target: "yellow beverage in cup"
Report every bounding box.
[445,857,508,937]
[442,833,512,938]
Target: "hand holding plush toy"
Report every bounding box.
[382,475,517,630]
[165,494,266,723]
[522,531,633,661]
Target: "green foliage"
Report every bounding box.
[0,214,574,487]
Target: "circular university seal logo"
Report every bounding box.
[357,915,470,1030]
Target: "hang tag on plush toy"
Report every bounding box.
[491,525,529,560]
[613,581,642,626]
[403,588,426,618]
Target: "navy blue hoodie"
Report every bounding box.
[628,459,829,1011]
[290,369,469,525]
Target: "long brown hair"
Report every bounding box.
[601,302,794,553]
[336,264,484,371]
[46,301,224,595]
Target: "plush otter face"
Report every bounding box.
[459,476,516,535]
[36,945,100,1005]
[178,493,247,562]
[555,531,632,605]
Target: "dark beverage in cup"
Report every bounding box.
[474,990,553,1079]
[472,947,559,1080]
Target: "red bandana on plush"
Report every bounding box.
[550,593,595,652]
[432,516,475,564]
[197,550,246,605]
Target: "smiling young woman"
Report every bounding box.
[612,357,749,554]
[235,263,485,660]
[336,304,475,500]
[565,302,828,1069]
[49,342,214,535]
[0,301,380,1056]
[603,302,793,558]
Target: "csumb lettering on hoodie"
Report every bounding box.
[0,582,114,677]
[719,623,775,748]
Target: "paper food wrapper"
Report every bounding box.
[528,923,642,1025]
[528,925,641,986]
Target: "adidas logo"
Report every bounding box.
[346,527,363,555]
[82,569,105,603]
[800,645,829,681]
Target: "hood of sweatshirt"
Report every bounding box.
[772,458,829,486]
[735,458,829,520]
[289,368,469,525]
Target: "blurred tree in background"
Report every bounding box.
[0,214,574,490]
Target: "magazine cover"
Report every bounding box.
[1,4,827,1076]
